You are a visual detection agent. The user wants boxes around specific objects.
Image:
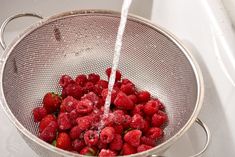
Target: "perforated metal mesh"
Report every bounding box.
[2,12,200,157]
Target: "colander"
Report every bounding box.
[0,10,210,157]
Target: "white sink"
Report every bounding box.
[0,0,235,156]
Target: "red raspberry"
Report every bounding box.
[56,132,72,150]
[112,124,124,134]
[96,98,105,108]
[84,82,94,93]
[121,78,133,85]
[72,139,85,152]
[151,111,168,127]
[80,147,97,156]
[76,99,93,115]
[140,136,156,146]
[62,83,83,99]
[39,121,58,142]
[98,141,108,149]
[142,120,150,133]
[81,92,99,106]
[69,109,79,125]
[39,114,56,132]
[101,88,117,104]
[122,114,132,129]
[120,83,135,95]
[69,126,82,140]
[94,80,108,96]
[43,92,62,113]
[110,134,123,151]
[105,67,122,82]
[132,104,144,116]
[137,91,151,103]
[75,74,87,87]
[88,73,100,84]
[58,112,72,131]
[59,75,74,88]
[128,95,138,104]
[114,81,122,88]
[159,102,165,110]
[32,107,47,122]
[146,127,163,139]
[76,116,92,131]
[84,130,99,146]
[114,91,134,110]
[130,114,145,129]
[60,96,79,112]
[99,149,116,157]
[137,144,153,152]
[122,143,137,155]
[112,110,125,125]
[100,127,115,143]
[124,129,142,147]
[143,100,159,116]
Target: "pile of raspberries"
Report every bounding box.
[32,68,168,156]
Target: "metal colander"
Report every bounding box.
[0,10,208,157]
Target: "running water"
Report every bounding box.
[98,0,133,131]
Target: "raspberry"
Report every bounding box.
[105,67,122,82]
[121,78,133,85]
[81,92,99,106]
[39,114,56,132]
[76,116,92,131]
[137,91,151,103]
[159,102,165,110]
[146,127,163,139]
[132,104,144,116]
[60,96,79,113]
[98,141,108,149]
[39,121,58,142]
[80,147,97,156]
[137,144,153,152]
[43,92,62,113]
[140,136,156,146]
[110,134,123,151]
[124,130,142,147]
[101,88,117,104]
[59,75,74,88]
[130,114,145,129]
[142,120,150,133]
[56,132,72,150]
[72,139,85,152]
[84,130,99,146]
[84,82,94,93]
[128,94,138,104]
[99,149,116,157]
[143,100,159,116]
[112,110,125,125]
[114,81,122,88]
[33,107,47,122]
[151,111,168,127]
[94,80,108,96]
[122,114,132,129]
[112,124,123,134]
[122,143,137,155]
[69,109,79,125]
[58,112,72,130]
[62,83,83,99]
[88,73,100,84]
[75,74,87,87]
[100,127,115,143]
[76,99,93,115]
[114,92,134,110]
[120,83,135,95]
[69,126,82,140]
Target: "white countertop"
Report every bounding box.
[1,0,235,156]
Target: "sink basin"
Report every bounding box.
[0,0,235,156]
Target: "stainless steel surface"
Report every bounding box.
[0,13,43,50]
[0,10,205,156]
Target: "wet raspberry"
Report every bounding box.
[33,107,47,122]
[100,127,115,144]
[124,130,142,147]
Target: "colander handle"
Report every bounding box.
[149,118,211,157]
[0,13,43,50]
